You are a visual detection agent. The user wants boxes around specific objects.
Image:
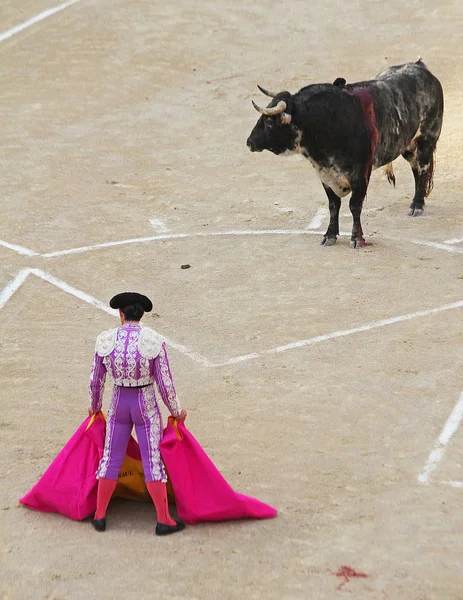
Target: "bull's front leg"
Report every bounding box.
[349,181,368,248]
[320,184,341,247]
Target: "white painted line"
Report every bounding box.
[0,239,39,256]
[0,269,32,311]
[440,480,463,488]
[41,234,191,257]
[0,268,461,368]
[417,448,446,485]
[0,228,457,263]
[4,228,356,260]
[443,236,463,245]
[222,353,260,365]
[411,240,463,254]
[418,391,463,484]
[307,207,328,230]
[158,338,214,368]
[29,268,118,316]
[27,269,214,367]
[149,219,170,233]
[40,230,331,258]
[212,301,463,366]
[0,0,82,43]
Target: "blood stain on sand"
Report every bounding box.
[332,565,368,590]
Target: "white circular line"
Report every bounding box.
[0,0,83,43]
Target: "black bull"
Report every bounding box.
[246,60,444,248]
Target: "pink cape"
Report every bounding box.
[19,413,106,521]
[160,418,277,524]
[19,413,146,520]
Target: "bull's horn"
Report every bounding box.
[252,100,287,116]
[257,85,277,98]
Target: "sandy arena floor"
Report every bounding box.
[1,1,462,598]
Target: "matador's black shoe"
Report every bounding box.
[155,520,185,536]
[91,516,106,532]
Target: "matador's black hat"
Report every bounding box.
[109,292,153,312]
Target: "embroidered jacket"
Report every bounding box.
[89,323,181,416]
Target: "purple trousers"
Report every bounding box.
[96,385,167,483]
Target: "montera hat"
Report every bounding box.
[109,292,153,312]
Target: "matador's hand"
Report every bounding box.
[176,409,187,423]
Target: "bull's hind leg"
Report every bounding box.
[320,184,341,246]
[344,172,369,248]
[349,187,367,248]
[402,136,436,216]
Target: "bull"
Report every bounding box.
[246,60,444,248]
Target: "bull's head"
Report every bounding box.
[246,87,297,155]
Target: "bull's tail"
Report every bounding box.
[384,163,396,187]
[424,150,435,197]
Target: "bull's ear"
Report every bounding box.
[280,112,292,125]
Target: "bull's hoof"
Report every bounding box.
[408,207,424,217]
[349,238,367,249]
[320,236,337,247]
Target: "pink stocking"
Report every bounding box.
[146,481,176,526]
[95,478,117,519]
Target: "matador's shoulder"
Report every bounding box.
[138,327,164,359]
[95,328,118,356]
